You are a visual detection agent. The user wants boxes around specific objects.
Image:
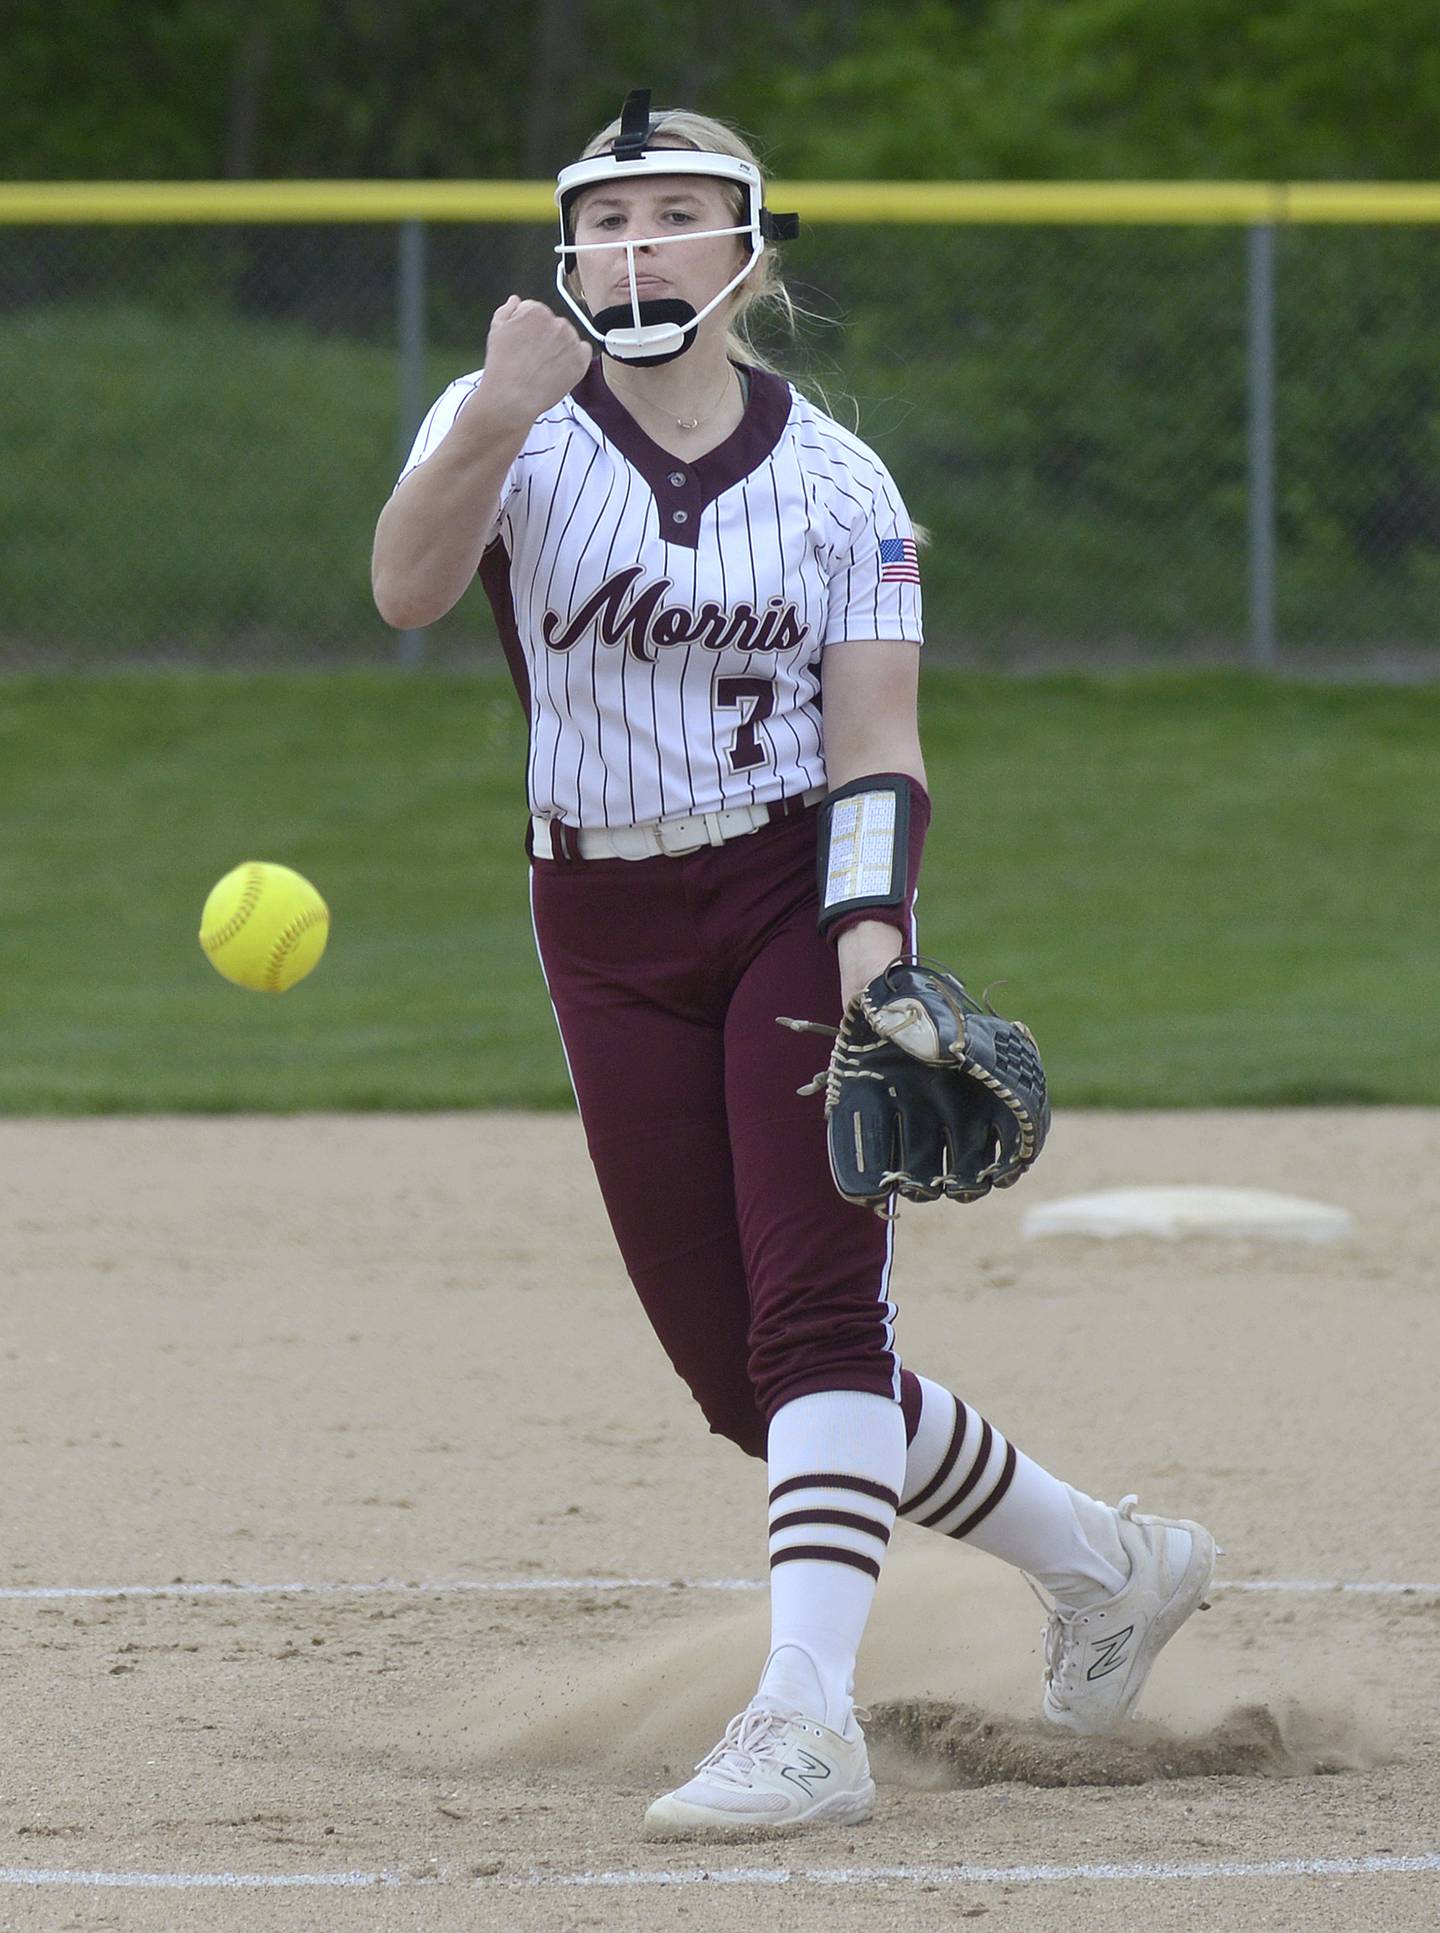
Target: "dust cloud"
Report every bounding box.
[403,1545,1387,1790]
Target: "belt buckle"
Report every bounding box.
[651,816,695,857]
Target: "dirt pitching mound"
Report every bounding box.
[387,1547,1395,1792]
[868,1696,1387,1789]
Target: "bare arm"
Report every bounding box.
[372,391,528,629]
[371,297,592,631]
[820,637,928,1007]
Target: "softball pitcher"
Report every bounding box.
[372,88,1216,1840]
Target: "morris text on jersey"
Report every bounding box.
[541,565,810,663]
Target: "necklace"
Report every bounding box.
[617,364,738,434]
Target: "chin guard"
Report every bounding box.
[589,297,696,367]
[554,84,800,364]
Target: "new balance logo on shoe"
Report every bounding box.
[780,1751,834,1797]
[644,1707,875,1837]
[1086,1624,1136,1681]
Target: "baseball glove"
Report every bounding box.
[780,960,1051,1215]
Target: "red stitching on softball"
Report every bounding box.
[262,903,329,992]
[201,864,266,955]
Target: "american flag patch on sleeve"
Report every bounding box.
[879,536,920,583]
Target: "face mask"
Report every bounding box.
[554,88,798,367]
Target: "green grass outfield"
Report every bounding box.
[1,668,1435,1113]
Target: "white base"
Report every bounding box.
[1021,1185,1355,1244]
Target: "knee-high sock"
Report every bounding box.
[759,1389,906,1732]
[899,1372,1128,1607]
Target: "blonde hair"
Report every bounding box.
[568,106,797,376]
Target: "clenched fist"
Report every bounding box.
[475,296,593,431]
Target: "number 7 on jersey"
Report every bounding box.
[716,674,775,774]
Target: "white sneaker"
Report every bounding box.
[642,1700,875,1839]
[1039,1495,1217,1735]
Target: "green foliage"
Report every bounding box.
[7,0,1440,184]
[10,7,1440,662]
[8,0,244,178]
[770,0,1440,180]
[1,669,1436,1113]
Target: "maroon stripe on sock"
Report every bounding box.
[948,1439,1018,1542]
[898,1400,970,1521]
[769,1509,892,1546]
[769,1545,881,1581]
[915,1418,993,1530]
[900,1369,923,1444]
[768,1473,901,1509]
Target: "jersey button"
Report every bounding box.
[668,470,687,487]
[672,510,689,525]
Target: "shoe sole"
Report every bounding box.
[1045,1516,1218,1737]
[642,1778,876,1841]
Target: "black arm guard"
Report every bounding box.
[816,774,923,941]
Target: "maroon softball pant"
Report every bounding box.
[528,806,899,1459]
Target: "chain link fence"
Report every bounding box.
[4,210,1440,668]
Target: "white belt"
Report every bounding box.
[533,786,825,861]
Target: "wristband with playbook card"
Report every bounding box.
[816,773,930,943]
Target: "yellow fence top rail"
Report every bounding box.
[2,179,1439,225]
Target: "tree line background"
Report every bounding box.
[5,2,1440,661]
[8,0,1439,185]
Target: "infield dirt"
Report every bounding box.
[1,1109,1436,1931]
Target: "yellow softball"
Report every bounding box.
[198,861,330,993]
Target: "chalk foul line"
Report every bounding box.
[0,1852,1437,1892]
[0,1576,765,1602]
[0,1574,1437,1603]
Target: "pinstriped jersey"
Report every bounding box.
[399,359,923,830]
